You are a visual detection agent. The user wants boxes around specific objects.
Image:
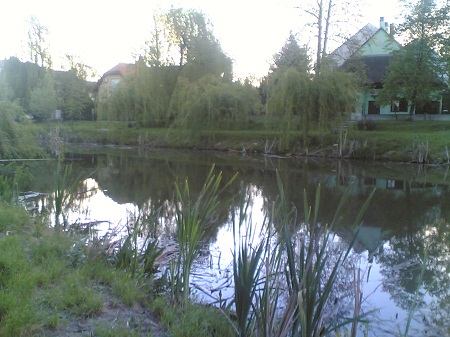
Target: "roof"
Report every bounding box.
[103,63,135,77]
[330,24,379,66]
[343,55,393,85]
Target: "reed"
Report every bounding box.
[170,164,237,304]
[231,186,266,337]
[276,172,375,336]
[229,170,375,337]
[116,211,163,278]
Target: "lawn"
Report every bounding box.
[29,119,450,164]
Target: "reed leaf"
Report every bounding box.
[232,185,265,337]
[172,164,237,304]
[272,170,375,337]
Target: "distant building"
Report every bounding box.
[331,17,445,119]
[95,63,136,102]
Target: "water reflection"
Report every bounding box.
[21,148,449,336]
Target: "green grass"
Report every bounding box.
[27,119,450,163]
[0,202,154,336]
[348,120,450,162]
[151,297,235,337]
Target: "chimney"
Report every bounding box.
[385,22,389,31]
[380,17,385,30]
[390,23,395,36]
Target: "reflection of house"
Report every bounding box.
[332,17,445,119]
[96,63,135,101]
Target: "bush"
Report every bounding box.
[357,119,376,131]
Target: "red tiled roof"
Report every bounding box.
[103,63,135,77]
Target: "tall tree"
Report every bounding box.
[298,0,365,75]
[27,16,52,69]
[272,33,311,73]
[163,8,212,67]
[266,35,312,142]
[143,14,168,67]
[378,0,449,114]
[142,8,232,79]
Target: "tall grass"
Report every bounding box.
[169,164,237,304]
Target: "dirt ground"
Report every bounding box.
[42,290,165,337]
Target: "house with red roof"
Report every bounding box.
[96,63,136,101]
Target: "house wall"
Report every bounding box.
[358,30,400,56]
[98,74,123,101]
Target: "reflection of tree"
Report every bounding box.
[377,219,450,334]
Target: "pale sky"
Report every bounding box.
[0,0,401,80]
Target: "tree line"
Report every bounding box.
[1,0,449,139]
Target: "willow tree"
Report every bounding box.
[311,59,358,129]
[169,75,260,133]
[266,34,312,145]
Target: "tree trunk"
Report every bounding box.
[315,0,324,75]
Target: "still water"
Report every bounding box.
[22,147,449,336]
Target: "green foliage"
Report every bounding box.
[0,102,22,158]
[27,15,52,68]
[311,63,357,129]
[0,103,44,159]
[44,272,104,317]
[99,65,179,127]
[0,203,29,233]
[55,69,94,120]
[116,213,163,278]
[228,172,375,337]
[29,71,58,120]
[2,57,43,111]
[0,74,13,102]
[0,163,32,203]
[266,36,358,145]
[272,33,311,73]
[170,75,261,132]
[151,298,235,337]
[266,67,311,135]
[232,188,266,337]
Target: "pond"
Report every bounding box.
[20,146,449,336]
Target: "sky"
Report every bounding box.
[0,0,402,81]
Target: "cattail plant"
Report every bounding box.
[169,164,237,304]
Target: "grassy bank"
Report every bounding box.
[0,202,155,336]
[29,120,450,164]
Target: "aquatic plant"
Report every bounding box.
[275,173,375,337]
[116,211,164,278]
[169,164,237,304]
[229,171,375,337]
